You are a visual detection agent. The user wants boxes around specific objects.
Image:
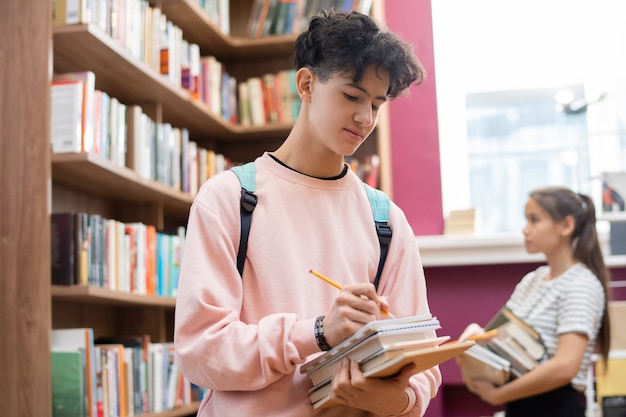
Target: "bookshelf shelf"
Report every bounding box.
[159,0,298,59]
[53,24,232,138]
[51,285,176,307]
[141,402,201,417]
[53,23,294,142]
[51,152,193,218]
[2,1,390,415]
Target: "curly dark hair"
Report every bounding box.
[293,9,425,99]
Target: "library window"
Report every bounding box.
[432,0,626,234]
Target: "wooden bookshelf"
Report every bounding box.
[51,285,177,307]
[159,0,298,59]
[2,1,390,416]
[51,152,193,217]
[141,403,202,417]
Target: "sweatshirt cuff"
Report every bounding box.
[389,387,416,416]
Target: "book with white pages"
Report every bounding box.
[460,344,512,386]
[310,340,475,409]
[300,313,440,376]
[309,335,451,387]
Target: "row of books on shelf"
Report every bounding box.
[51,212,185,297]
[458,307,547,386]
[51,328,196,417]
[53,1,302,126]
[51,71,234,196]
[247,0,374,38]
[192,0,230,35]
[346,154,381,189]
[300,314,474,409]
[54,0,189,87]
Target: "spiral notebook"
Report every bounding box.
[300,313,440,375]
[309,339,475,409]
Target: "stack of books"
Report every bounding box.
[300,314,475,409]
[459,307,546,385]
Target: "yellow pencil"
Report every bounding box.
[468,329,499,341]
[309,269,343,290]
[308,269,390,316]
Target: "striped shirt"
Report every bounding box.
[505,263,605,389]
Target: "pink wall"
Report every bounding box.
[382,2,626,416]
[384,0,443,235]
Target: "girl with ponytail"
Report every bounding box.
[458,186,611,417]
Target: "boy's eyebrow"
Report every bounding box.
[346,82,388,103]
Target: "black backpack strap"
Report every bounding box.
[363,183,392,290]
[230,165,392,287]
[231,163,258,277]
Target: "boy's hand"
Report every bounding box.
[323,283,387,347]
[330,358,415,415]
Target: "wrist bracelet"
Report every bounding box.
[314,315,332,351]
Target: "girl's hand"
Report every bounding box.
[466,378,503,406]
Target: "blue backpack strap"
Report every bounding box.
[231,163,258,276]
[363,183,392,290]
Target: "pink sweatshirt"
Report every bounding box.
[174,153,441,416]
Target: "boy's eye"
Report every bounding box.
[344,93,358,101]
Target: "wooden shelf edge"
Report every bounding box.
[53,24,236,138]
[141,402,201,417]
[51,285,177,307]
[51,152,194,215]
[160,0,297,59]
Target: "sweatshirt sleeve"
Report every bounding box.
[173,177,315,391]
[379,207,443,416]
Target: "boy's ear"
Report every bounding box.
[296,67,314,102]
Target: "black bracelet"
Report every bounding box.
[314,315,332,351]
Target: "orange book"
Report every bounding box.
[98,344,128,417]
[262,73,278,123]
[254,0,273,38]
[146,225,157,295]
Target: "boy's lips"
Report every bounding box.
[344,127,364,141]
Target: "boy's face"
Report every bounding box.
[306,66,389,157]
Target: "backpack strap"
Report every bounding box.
[231,164,392,290]
[363,183,392,289]
[231,163,258,276]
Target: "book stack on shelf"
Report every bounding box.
[443,208,478,236]
[53,0,302,129]
[300,314,474,409]
[51,212,185,297]
[51,328,194,417]
[41,2,392,417]
[347,154,381,189]
[50,69,238,196]
[458,308,546,386]
[247,0,374,39]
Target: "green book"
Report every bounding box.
[52,350,86,417]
